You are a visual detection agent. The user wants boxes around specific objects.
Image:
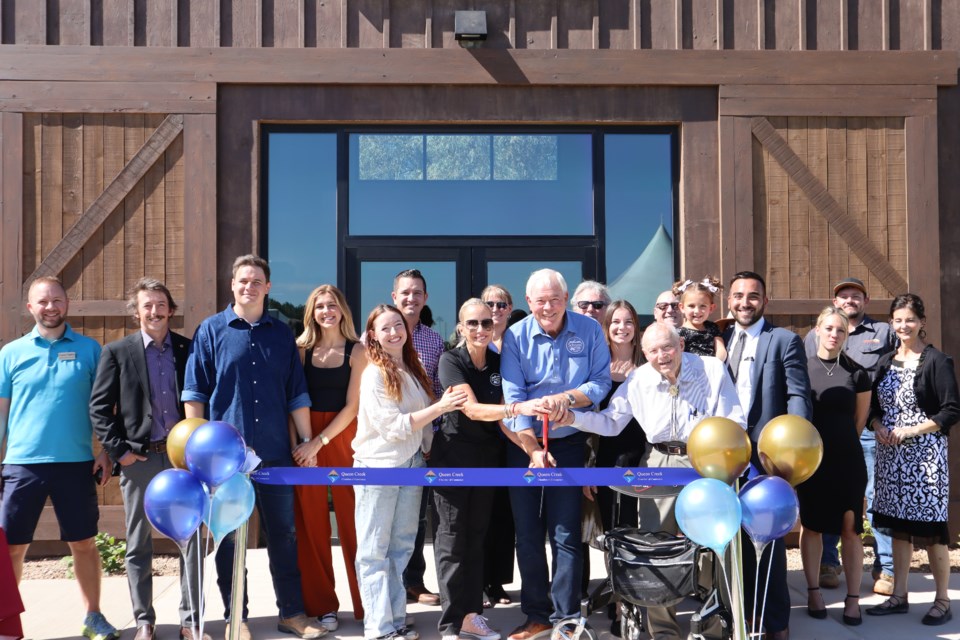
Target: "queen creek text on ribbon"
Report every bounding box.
[252,467,701,487]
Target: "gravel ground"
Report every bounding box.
[21,545,960,580]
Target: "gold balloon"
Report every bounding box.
[687,417,752,484]
[757,414,823,486]
[167,417,207,469]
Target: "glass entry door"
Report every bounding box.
[345,245,596,337]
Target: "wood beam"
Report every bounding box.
[719,84,938,116]
[18,300,128,316]
[751,117,909,295]
[0,46,953,86]
[0,81,216,113]
[765,298,893,315]
[24,114,184,291]
[182,114,217,337]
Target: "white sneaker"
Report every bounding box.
[460,614,500,640]
[442,635,460,640]
[318,613,339,632]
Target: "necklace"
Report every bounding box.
[818,355,840,376]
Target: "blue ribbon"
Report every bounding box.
[252,466,702,487]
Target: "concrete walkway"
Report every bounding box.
[16,545,960,640]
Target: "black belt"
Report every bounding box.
[148,439,167,454]
[653,441,687,456]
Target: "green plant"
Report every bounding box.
[95,532,127,575]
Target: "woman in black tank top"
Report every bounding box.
[290,285,367,628]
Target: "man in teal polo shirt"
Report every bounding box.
[0,276,117,640]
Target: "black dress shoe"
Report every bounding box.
[135,625,156,640]
[866,594,909,616]
[921,598,952,626]
[806,587,827,619]
[842,594,862,626]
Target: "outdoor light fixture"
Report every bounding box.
[455,10,487,48]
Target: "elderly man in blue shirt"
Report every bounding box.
[183,255,324,640]
[500,269,611,640]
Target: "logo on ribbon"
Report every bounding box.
[327,470,339,483]
[523,470,536,484]
[424,470,437,484]
[622,469,635,483]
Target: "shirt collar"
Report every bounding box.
[30,323,75,344]
[735,316,765,340]
[637,352,701,389]
[849,315,877,335]
[225,304,273,327]
[531,312,570,339]
[141,329,172,350]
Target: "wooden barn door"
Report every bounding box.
[718,86,940,346]
[0,111,216,550]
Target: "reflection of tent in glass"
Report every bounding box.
[607,224,674,313]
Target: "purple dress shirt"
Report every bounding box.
[142,330,180,442]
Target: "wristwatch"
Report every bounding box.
[564,392,576,407]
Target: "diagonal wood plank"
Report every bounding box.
[751,116,908,294]
[24,113,183,291]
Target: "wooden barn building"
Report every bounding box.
[0,0,958,543]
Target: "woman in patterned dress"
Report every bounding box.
[864,294,960,626]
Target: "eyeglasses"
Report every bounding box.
[655,302,680,311]
[576,301,607,311]
[464,319,495,330]
[485,301,509,310]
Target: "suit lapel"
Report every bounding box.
[750,323,773,403]
[126,333,151,399]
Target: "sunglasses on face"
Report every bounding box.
[485,301,509,310]
[655,302,680,311]
[576,301,606,311]
[463,319,495,330]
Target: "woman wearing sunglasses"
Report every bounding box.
[481,285,513,354]
[432,298,537,640]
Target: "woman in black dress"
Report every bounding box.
[798,306,870,625]
[865,294,959,626]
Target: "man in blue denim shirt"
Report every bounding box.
[500,269,611,640]
[183,255,324,640]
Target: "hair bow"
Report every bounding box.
[677,279,695,292]
[700,278,719,293]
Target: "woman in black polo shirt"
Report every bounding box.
[432,298,515,640]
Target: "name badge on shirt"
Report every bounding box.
[58,352,77,361]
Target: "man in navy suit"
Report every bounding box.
[723,271,812,640]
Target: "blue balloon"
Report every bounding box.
[185,421,246,487]
[204,473,256,546]
[676,477,742,555]
[144,469,209,545]
[739,475,799,546]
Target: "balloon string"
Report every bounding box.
[757,541,774,639]
[715,549,737,638]
[751,546,761,640]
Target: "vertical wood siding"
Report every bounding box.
[0,0,939,53]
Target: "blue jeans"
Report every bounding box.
[217,469,305,619]
[507,433,585,624]
[355,452,424,639]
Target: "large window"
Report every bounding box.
[264,127,676,330]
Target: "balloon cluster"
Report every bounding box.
[143,419,255,548]
[676,415,821,555]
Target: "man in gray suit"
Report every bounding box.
[723,271,812,640]
[89,278,206,640]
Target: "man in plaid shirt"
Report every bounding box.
[391,268,444,608]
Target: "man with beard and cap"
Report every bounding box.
[653,291,682,329]
[802,277,896,595]
[558,322,745,640]
[89,278,206,640]
[723,271,812,640]
[0,276,117,640]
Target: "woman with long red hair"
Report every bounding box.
[353,304,466,640]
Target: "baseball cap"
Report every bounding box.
[833,277,867,296]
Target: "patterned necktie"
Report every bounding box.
[728,331,746,382]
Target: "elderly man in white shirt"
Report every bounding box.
[559,322,744,640]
